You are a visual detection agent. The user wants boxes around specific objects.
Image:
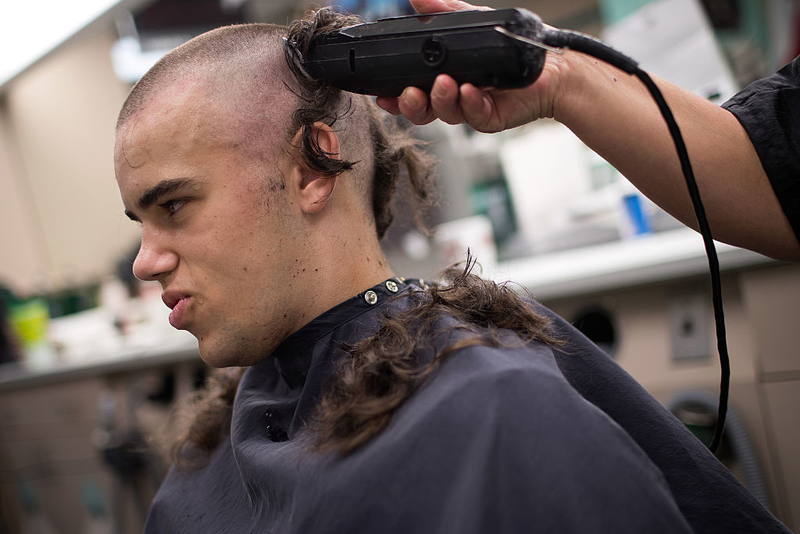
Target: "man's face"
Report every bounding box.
[115,83,307,367]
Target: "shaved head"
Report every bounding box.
[117,11,436,241]
[117,22,383,217]
[117,25,299,171]
[118,23,290,128]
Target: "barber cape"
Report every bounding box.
[145,279,790,533]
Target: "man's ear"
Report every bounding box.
[298,122,340,215]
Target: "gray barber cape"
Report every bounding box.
[145,279,790,533]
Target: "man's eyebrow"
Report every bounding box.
[123,178,199,222]
[138,178,200,210]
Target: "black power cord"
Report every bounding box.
[542,29,730,453]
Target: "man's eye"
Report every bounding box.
[162,199,187,215]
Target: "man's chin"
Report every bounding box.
[197,347,242,368]
[196,338,268,368]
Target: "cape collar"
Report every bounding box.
[268,277,415,389]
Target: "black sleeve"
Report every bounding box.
[722,56,800,241]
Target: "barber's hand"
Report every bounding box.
[375,0,566,133]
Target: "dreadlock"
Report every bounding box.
[285,8,438,237]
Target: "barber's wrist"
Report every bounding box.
[550,50,621,127]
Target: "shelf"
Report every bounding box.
[0,334,199,392]
[492,227,776,301]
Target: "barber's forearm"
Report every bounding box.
[555,51,800,261]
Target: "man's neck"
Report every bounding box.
[289,224,394,331]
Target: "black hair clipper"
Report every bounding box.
[302,9,547,97]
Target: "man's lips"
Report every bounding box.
[162,291,191,329]
[169,298,190,329]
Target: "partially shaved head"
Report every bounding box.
[117,24,301,181]
[118,24,291,128]
[117,10,436,240]
[117,22,385,222]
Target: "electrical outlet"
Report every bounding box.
[668,292,710,362]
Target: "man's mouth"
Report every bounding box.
[162,291,191,330]
[169,297,190,329]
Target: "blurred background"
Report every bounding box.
[0,0,799,532]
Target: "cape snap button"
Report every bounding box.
[385,280,399,293]
[364,290,378,305]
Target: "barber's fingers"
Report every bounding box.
[375,78,498,131]
[429,75,466,125]
[409,0,492,14]
[459,84,499,132]
[397,87,437,125]
[375,96,401,115]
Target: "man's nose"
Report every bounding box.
[132,232,178,282]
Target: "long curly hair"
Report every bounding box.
[283,8,438,237]
[311,257,558,454]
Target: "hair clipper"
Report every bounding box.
[302,9,548,97]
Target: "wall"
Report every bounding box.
[0,28,139,294]
[0,102,45,295]
[739,263,800,529]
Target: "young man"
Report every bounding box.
[115,9,790,534]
